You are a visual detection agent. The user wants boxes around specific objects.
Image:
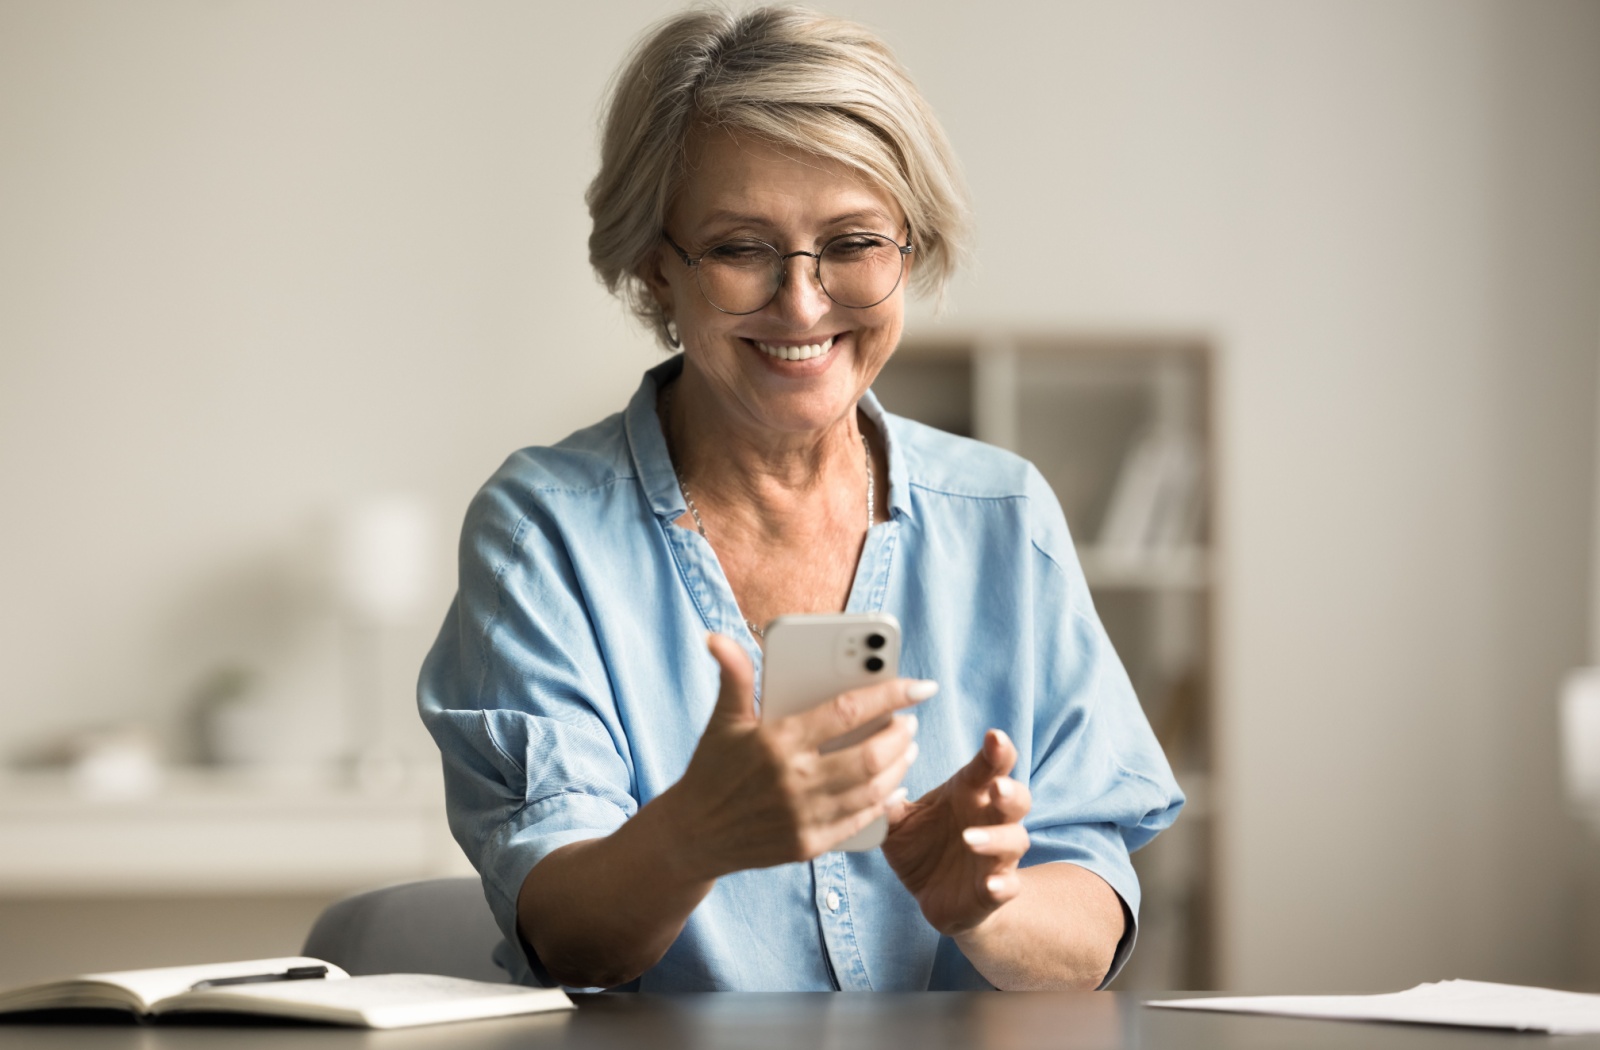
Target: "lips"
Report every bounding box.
[752,335,837,362]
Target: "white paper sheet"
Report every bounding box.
[1148,980,1600,1035]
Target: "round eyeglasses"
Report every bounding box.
[662,228,914,315]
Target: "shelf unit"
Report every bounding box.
[873,330,1218,990]
[0,765,472,896]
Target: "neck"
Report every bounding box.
[661,368,872,539]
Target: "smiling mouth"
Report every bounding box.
[752,335,838,362]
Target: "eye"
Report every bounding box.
[825,234,891,259]
[704,241,774,264]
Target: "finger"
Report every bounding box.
[954,727,1016,791]
[815,712,918,791]
[883,786,911,825]
[795,678,937,749]
[981,871,1023,907]
[706,633,756,726]
[960,822,1030,860]
[983,728,1018,779]
[816,799,894,854]
[823,733,919,822]
[986,775,1032,823]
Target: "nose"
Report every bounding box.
[766,251,831,329]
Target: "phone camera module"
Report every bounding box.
[864,656,885,673]
[865,633,886,651]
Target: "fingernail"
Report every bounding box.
[887,786,909,805]
[901,713,919,738]
[905,680,939,701]
[904,741,920,766]
[986,876,1006,895]
[962,827,990,847]
[995,777,1015,798]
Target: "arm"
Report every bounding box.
[955,861,1127,991]
[516,790,714,990]
[522,634,927,989]
[883,728,1126,990]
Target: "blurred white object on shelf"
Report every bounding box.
[334,495,434,625]
[1561,668,1600,830]
[330,493,437,780]
[69,728,162,801]
[1097,427,1205,560]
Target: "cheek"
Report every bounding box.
[858,306,904,355]
[664,274,699,318]
[676,306,738,358]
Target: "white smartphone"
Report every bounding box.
[760,612,903,852]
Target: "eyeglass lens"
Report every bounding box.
[695,234,907,314]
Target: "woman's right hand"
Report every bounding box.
[659,633,929,880]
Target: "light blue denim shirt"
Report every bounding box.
[418,356,1183,991]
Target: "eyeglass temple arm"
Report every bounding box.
[661,231,697,267]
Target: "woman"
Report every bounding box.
[419,6,1182,992]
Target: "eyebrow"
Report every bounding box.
[695,208,900,234]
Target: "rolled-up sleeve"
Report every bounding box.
[418,473,638,981]
[1019,466,1185,987]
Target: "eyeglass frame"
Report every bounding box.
[660,226,915,315]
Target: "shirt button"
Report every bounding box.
[825,891,841,913]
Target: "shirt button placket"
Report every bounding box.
[813,854,869,990]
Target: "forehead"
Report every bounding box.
[671,126,900,234]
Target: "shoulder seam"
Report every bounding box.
[510,471,638,500]
[904,479,1030,504]
[1029,538,1095,629]
[471,511,535,727]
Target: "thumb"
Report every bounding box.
[957,728,1017,788]
[706,633,756,726]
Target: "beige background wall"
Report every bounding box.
[2,0,1597,991]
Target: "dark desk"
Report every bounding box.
[4,992,1596,1049]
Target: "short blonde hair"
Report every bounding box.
[587,5,973,346]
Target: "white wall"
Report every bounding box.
[0,0,662,764]
[2,0,1597,991]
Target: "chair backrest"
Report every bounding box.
[302,877,508,983]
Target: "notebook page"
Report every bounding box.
[177,973,574,1029]
[1150,980,1600,1035]
[87,957,346,1012]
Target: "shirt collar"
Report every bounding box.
[624,355,688,522]
[623,353,914,524]
[858,386,913,523]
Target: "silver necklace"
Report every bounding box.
[662,383,874,640]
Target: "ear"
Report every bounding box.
[638,240,674,307]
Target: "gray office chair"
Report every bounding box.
[302,877,509,983]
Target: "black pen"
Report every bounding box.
[190,965,330,991]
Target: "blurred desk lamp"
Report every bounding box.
[333,494,433,788]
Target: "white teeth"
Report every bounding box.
[755,336,836,361]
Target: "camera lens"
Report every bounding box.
[864,656,885,673]
[865,633,885,650]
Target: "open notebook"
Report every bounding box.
[0,957,573,1030]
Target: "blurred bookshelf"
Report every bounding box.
[873,329,1218,990]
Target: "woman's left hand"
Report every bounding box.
[881,728,1031,937]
